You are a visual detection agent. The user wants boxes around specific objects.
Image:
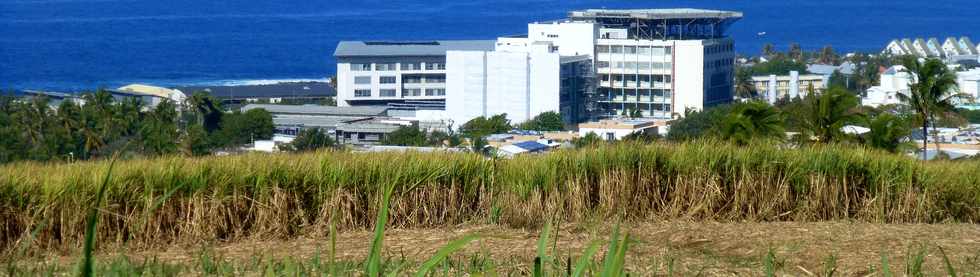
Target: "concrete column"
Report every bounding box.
[767,74,778,104]
[789,71,800,99]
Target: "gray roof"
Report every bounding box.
[334,40,496,57]
[271,115,371,128]
[243,104,387,117]
[337,122,403,133]
[570,9,743,20]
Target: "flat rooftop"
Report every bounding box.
[569,8,743,20]
[334,40,496,57]
[243,104,387,117]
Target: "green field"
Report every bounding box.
[2,141,979,275]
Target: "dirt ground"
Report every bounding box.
[39,221,980,275]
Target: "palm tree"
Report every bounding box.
[734,68,757,100]
[798,87,862,143]
[761,43,775,57]
[718,101,785,145]
[788,43,802,61]
[897,57,972,158]
[818,45,838,65]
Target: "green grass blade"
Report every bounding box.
[366,184,395,277]
[938,246,957,277]
[571,241,600,277]
[610,233,630,276]
[413,234,479,277]
[880,253,892,277]
[80,158,118,277]
[536,221,552,266]
[599,222,621,276]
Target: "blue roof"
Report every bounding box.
[513,141,550,152]
[334,40,496,57]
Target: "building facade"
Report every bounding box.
[750,71,827,103]
[334,41,496,109]
[334,8,742,129]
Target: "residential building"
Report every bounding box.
[957,69,980,99]
[884,37,979,59]
[578,118,664,141]
[862,65,910,107]
[751,71,827,103]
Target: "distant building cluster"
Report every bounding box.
[883,37,980,59]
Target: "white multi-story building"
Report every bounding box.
[334,8,743,128]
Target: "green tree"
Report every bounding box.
[0,95,26,163]
[287,128,335,152]
[796,87,863,143]
[828,70,849,90]
[748,56,808,76]
[216,108,275,147]
[180,124,210,156]
[718,101,785,145]
[518,111,564,131]
[382,126,427,146]
[666,105,732,141]
[573,132,603,148]
[897,57,972,157]
[460,114,511,138]
[139,100,180,155]
[866,113,912,153]
[734,67,757,99]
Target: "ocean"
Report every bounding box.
[1,0,978,92]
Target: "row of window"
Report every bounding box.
[354,75,445,85]
[352,88,446,98]
[706,58,734,70]
[597,45,673,55]
[706,43,733,55]
[350,63,445,72]
[403,76,445,84]
[597,61,673,70]
[601,74,673,84]
[603,87,673,96]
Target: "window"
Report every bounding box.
[425,88,446,96]
[425,63,445,70]
[597,61,610,68]
[380,89,397,97]
[351,64,371,71]
[403,76,422,84]
[610,46,623,54]
[375,63,396,71]
[354,89,371,97]
[401,63,420,70]
[624,46,637,54]
[637,46,651,55]
[424,76,445,83]
[651,47,665,56]
[597,45,610,53]
[402,89,422,97]
[665,46,672,55]
[380,76,397,84]
[354,76,372,84]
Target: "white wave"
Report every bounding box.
[188,78,331,87]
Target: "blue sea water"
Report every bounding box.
[1,0,978,91]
